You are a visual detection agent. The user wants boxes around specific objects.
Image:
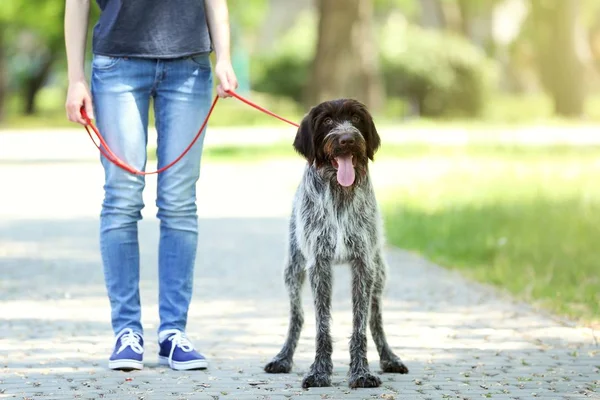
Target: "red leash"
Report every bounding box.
[80,89,300,175]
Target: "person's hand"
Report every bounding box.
[214,58,238,98]
[65,79,94,125]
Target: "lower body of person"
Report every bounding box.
[90,52,213,371]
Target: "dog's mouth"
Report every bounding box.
[331,154,357,187]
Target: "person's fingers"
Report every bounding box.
[67,101,80,124]
[84,95,95,121]
[216,85,226,98]
[228,70,238,90]
[218,83,234,98]
[74,103,87,125]
[65,86,89,125]
[66,99,75,122]
[77,108,88,125]
[70,101,87,125]
[217,70,230,92]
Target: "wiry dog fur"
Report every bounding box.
[264,98,409,388]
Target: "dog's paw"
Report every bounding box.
[301,371,332,388]
[348,372,382,388]
[264,357,292,373]
[381,357,409,374]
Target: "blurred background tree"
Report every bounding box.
[305,0,384,112]
[528,0,585,117]
[0,0,99,121]
[2,0,600,126]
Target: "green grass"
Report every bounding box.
[182,141,600,164]
[379,145,600,326]
[5,86,600,130]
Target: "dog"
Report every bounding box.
[263,98,409,388]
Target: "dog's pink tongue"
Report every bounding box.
[335,155,355,187]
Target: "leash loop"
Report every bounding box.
[80,90,299,176]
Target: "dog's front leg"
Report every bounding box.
[348,257,382,388]
[370,251,409,374]
[302,258,333,388]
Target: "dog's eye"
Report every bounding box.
[324,117,333,126]
[351,115,360,124]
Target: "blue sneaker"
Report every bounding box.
[108,328,144,370]
[158,329,208,370]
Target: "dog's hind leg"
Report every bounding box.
[369,251,409,374]
[264,231,306,374]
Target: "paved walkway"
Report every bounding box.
[0,135,598,399]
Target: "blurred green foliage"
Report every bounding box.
[250,12,316,104]
[250,7,498,118]
[227,0,269,32]
[380,24,497,117]
[2,0,600,126]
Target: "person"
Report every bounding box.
[64,0,238,371]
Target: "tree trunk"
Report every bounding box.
[531,0,585,117]
[457,0,471,37]
[305,0,383,112]
[457,0,495,55]
[420,0,446,29]
[22,52,56,115]
[589,21,600,72]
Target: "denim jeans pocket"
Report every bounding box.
[92,54,123,70]
[188,54,212,70]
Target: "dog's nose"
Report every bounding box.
[339,134,355,146]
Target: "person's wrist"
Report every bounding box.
[68,74,87,85]
[215,51,231,64]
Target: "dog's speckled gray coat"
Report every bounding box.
[264,99,409,388]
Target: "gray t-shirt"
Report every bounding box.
[92,0,213,58]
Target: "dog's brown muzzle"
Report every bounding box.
[324,130,366,187]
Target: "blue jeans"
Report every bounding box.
[90,54,213,337]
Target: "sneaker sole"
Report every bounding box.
[109,359,143,371]
[158,355,208,370]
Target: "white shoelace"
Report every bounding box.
[166,331,194,368]
[115,328,144,355]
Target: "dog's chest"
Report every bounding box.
[295,187,371,263]
[332,209,353,261]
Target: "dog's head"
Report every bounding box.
[293,98,381,187]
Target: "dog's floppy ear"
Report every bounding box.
[365,114,381,161]
[293,109,316,163]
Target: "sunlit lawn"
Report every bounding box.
[195,142,600,326]
[379,145,599,326]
